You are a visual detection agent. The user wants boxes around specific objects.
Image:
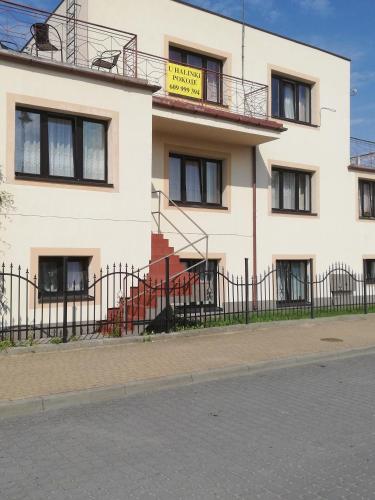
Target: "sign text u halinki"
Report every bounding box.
[167,62,203,99]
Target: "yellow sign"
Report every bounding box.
[167,62,203,99]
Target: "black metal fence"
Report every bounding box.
[0,259,374,344]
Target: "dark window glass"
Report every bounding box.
[39,256,89,299]
[359,180,375,218]
[276,260,309,304]
[168,46,223,104]
[15,107,107,183]
[365,260,375,283]
[272,168,311,212]
[272,75,312,123]
[169,154,222,207]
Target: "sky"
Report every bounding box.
[19,0,375,140]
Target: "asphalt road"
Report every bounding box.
[1,353,375,500]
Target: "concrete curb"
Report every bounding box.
[1,312,374,356]
[2,344,375,420]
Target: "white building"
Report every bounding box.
[0,0,373,338]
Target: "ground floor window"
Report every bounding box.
[39,256,90,299]
[276,260,310,304]
[364,259,375,283]
[180,259,219,306]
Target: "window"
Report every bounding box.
[169,154,222,207]
[39,256,89,300]
[359,180,375,218]
[364,260,375,283]
[276,260,309,304]
[169,46,223,104]
[181,259,219,307]
[272,75,311,123]
[272,168,311,213]
[15,107,107,183]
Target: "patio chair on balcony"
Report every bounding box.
[0,40,19,51]
[30,23,63,61]
[91,50,121,73]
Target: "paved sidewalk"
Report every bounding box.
[2,314,375,404]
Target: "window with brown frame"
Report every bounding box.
[272,75,312,124]
[359,179,375,218]
[15,107,108,185]
[38,256,90,300]
[272,167,312,213]
[169,46,223,104]
[169,153,223,208]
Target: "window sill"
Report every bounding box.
[271,116,318,128]
[15,174,113,188]
[39,295,94,304]
[169,202,228,210]
[272,209,317,216]
[359,216,375,221]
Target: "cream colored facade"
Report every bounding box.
[0,0,368,281]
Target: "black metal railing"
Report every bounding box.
[0,0,138,77]
[1,259,374,345]
[350,137,375,170]
[133,51,269,119]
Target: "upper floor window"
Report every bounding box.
[272,75,311,124]
[272,168,311,213]
[169,153,222,207]
[169,46,223,104]
[15,107,107,184]
[359,179,375,218]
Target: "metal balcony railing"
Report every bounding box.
[131,51,269,120]
[350,137,375,170]
[0,0,137,77]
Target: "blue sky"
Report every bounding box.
[21,0,375,140]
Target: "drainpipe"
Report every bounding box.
[252,145,257,280]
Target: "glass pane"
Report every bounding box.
[40,258,60,293]
[169,157,181,201]
[271,78,279,117]
[206,60,221,103]
[67,260,87,292]
[272,170,280,209]
[48,117,74,177]
[15,110,41,174]
[305,174,311,211]
[368,261,375,279]
[283,83,295,119]
[206,161,220,204]
[187,53,202,68]
[298,173,310,211]
[290,261,306,301]
[276,261,288,301]
[283,172,296,210]
[362,183,371,216]
[83,121,106,181]
[299,85,311,123]
[185,160,202,203]
[169,47,182,63]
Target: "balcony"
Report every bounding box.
[350,137,375,171]
[0,0,138,78]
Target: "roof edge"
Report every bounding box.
[171,0,351,63]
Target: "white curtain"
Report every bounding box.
[206,162,219,204]
[67,261,85,292]
[363,184,371,216]
[272,170,280,209]
[169,157,181,201]
[299,85,310,122]
[283,172,295,209]
[283,83,295,119]
[185,161,202,202]
[48,117,74,177]
[15,111,40,174]
[290,261,306,301]
[83,121,105,181]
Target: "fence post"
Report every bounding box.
[310,258,314,319]
[62,260,68,343]
[245,258,249,324]
[165,256,170,333]
[363,261,368,314]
